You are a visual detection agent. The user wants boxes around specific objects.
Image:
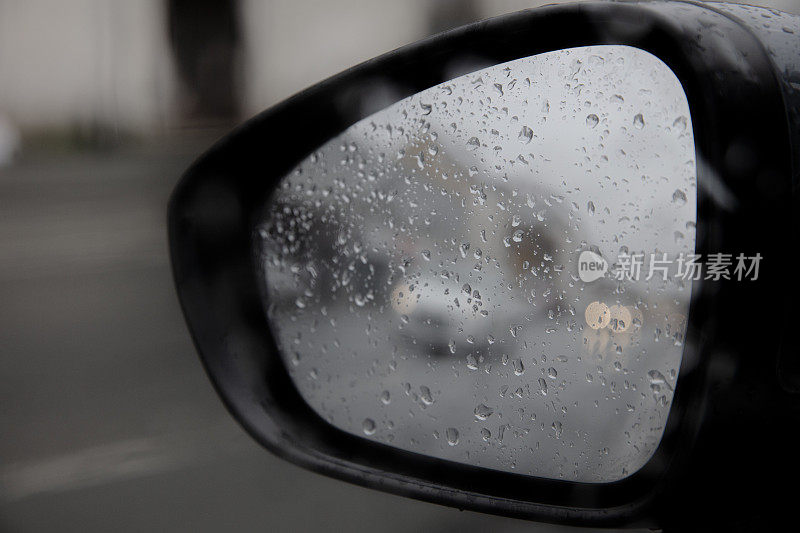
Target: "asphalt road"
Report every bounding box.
[0,137,610,532]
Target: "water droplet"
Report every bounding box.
[547,367,558,379]
[481,428,492,441]
[466,137,481,150]
[519,126,533,144]
[513,359,525,376]
[552,421,563,438]
[648,369,673,390]
[512,229,524,242]
[589,54,605,66]
[363,418,376,435]
[420,386,434,405]
[633,113,645,129]
[672,189,687,206]
[586,114,599,128]
[474,404,494,420]
[446,427,460,446]
[380,391,391,405]
[587,201,595,215]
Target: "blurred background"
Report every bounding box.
[0,1,796,531]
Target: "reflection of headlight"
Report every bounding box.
[585,301,642,332]
[585,301,610,329]
[608,305,632,332]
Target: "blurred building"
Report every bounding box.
[0,0,797,143]
[0,0,173,136]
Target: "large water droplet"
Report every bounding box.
[363,418,376,435]
[633,113,645,129]
[586,114,599,128]
[420,386,434,405]
[538,378,548,396]
[446,427,460,446]
[474,404,494,420]
[648,369,673,391]
[519,126,534,144]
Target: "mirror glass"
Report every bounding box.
[257,45,696,483]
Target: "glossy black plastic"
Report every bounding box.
[169,1,796,529]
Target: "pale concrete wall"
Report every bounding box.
[239,0,430,116]
[0,0,796,134]
[0,0,174,133]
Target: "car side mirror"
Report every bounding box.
[169,2,798,530]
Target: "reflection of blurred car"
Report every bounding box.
[377,137,573,361]
[389,255,496,358]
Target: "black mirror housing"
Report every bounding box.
[169,2,797,529]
